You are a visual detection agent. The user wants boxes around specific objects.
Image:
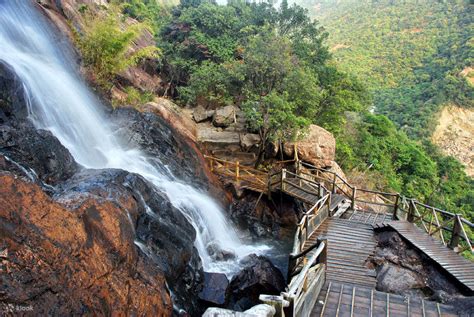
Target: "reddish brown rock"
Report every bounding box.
[138,99,197,142]
[36,0,162,94]
[283,124,336,168]
[0,172,173,316]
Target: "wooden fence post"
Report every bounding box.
[449,214,462,250]
[393,194,400,220]
[235,161,240,181]
[281,169,287,191]
[407,200,415,223]
[317,237,328,266]
[332,173,337,194]
[351,187,357,210]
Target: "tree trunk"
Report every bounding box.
[255,144,265,168]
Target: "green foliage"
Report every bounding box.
[74,4,159,89]
[159,0,367,157]
[337,112,473,222]
[121,0,176,32]
[123,86,154,107]
[297,0,473,138]
[116,0,473,224]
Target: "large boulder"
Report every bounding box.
[376,263,424,294]
[199,272,229,306]
[138,99,197,142]
[241,133,261,151]
[54,168,204,314]
[0,172,173,316]
[0,122,79,186]
[0,62,28,122]
[227,255,285,311]
[213,105,236,128]
[110,107,213,190]
[197,127,241,150]
[283,124,336,167]
[193,105,214,123]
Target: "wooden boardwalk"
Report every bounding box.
[303,218,377,288]
[348,210,393,224]
[387,221,474,294]
[311,281,460,317]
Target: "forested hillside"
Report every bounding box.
[73,0,473,230]
[296,0,473,138]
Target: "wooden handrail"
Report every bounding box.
[205,156,473,254]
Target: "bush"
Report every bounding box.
[74,5,159,89]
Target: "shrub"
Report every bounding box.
[74,5,159,89]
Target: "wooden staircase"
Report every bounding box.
[312,281,460,317]
[305,217,378,288]
[347,210,393,225]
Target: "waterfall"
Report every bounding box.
[0,1,269,275]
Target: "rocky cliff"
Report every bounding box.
[432,105,474,177]
[0,59,220,315]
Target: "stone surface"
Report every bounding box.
[227,255,285,311]
[0,62,79,186]
[0,61,28,122]
[230,192,298,228]
[111,107,213,190]
[0,172,173,316]
[0,122,79,186]
[193,105,214,123]
[139,99,197,142]
[432,104,474,177]
[197,127,241,146]
[199,272,229,306]
[369,230,466,299]
[213,105,236,128]
[283,124,336,167]
[376,264,423,293]
[241,133,261,151]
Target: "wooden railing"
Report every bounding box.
[204,155,268,192]
[288,192,330,274]
[398,199,474,255]
[204,155,473,255]
[296,161,473,255]
[260,239,327,317]
[299,161,356,209]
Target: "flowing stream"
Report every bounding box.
[0,1,269,275]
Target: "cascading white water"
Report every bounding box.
[0,1,269,275]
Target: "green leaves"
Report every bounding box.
[75,4,159,89]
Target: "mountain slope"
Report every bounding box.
[296,0,473,139]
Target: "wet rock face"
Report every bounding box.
[199,272,230,306]
[0,62,28,122]
[0,173,173,316]
[111,107,211,189]
[227,255,285,311]
[0,62,79,186]
[54,168,204,314]
[0,122,79,185]
[230,192,300,238]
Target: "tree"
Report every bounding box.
[240,33,313,166]
[242,92,310,166]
